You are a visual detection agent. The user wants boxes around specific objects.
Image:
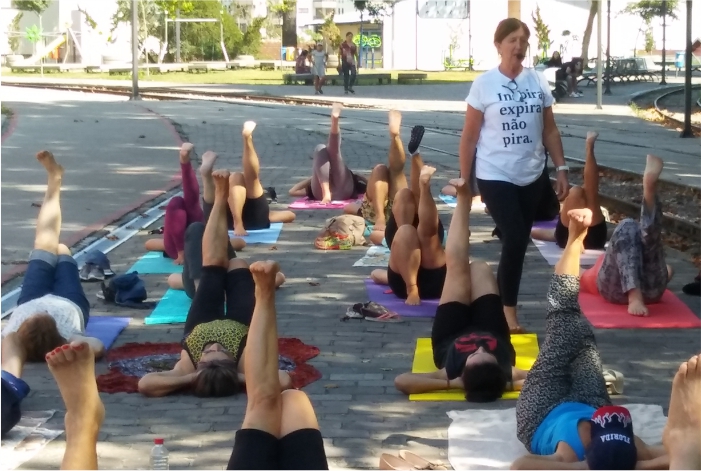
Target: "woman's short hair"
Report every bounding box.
[16,314,66,362]
[494,18,530,44]
[461,362,508,402]
[192,359,243,397]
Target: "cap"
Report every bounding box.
[586,405,637,470]
[154,438,164,445]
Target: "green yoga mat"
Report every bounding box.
[145,289,191,325]
[128,252,183,275]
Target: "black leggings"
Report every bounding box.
[182,223,237,299]
[183,265,255,337]
[202,196,270,231]
[478,176,544,307]
[227,428,328,470]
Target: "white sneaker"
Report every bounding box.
[569,92,581,98]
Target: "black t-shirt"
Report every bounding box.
[560,61,581,75]
[443,330,515,381]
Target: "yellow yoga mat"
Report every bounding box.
[409,334,539,401]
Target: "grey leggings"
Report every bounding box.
[596,197,667,304]
[182,222,237,299]
[311,132,355,201]
[515,275,611,450]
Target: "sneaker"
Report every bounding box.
[682,274,701,296]
[349,88,355,94]
[319,89,324,95]
[315,91,319,95]
[569,92,580,98]
[79,263,92,281]
[408,125,425,154]
[344,90,349,95]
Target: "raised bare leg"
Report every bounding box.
[409,152,424,202]
[416,166,445,269]
[229,172,248,237]
[663,354,701,470]
[45,341,104,470]
[34,151,64,253]
[643,154,663,211]
[388,225,421,305]
[557,208,592,276]
[242,121,265,199]
[203,170,232,268]
[200,150,219,205]
[439,178,473,305]
[387,110,408,199]
[365,164,390,230]
[269,210,296,223]
[392,188,417,227]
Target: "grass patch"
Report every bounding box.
[2,67,481,85]
[1,103,12,117]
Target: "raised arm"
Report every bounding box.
[138,350,197,397]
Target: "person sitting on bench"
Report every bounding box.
[394,178,527,402]
[289,103,366,203]
[138,170,291,398]
[531,132,608,250]
[370,166,446,305]
[557,57,584,98]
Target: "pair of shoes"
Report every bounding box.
[380,451,447,470]
[80,263,105,282]
[349,88,355,94]
[569,92,583,98]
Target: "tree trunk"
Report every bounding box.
[580,0,598,65]
[281,9,297,47]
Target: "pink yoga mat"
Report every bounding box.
[289,196,362,209]
[364,279,439,317]
[533,217,559,230]
[579,290,701,329]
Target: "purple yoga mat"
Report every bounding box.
[364,279,438,318]
[532,217,558,230]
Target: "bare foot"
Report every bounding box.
[46,341,105,441]
[250,260,281,293]
[644,154,664,185]
[628,298,649,316]
[449,178,466,191]
[663,354,701,470]
[242,121,257,138]
[230,237,246,251]
[179,142,194,164]
[36,150,64,178]
[419,165,436,186]
[567,208,593,237]
[388,110,402,135]
[320,196,332,204]
[586,131,599,143]
[405,286,421,306]
[331,102,343,118]
[173,252,185,265]
[212,169,230,201]
[200,150,218,176]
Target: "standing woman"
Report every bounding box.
[459,18,569,333]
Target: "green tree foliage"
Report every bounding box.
[8,12,24,52]
[319,12,341,50]
[11,0,50,15]
[353,0,388,19]
[155,0,194,19]
[531,5,553,58]
[623,0,679,21]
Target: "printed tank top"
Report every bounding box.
[182,319,248,365]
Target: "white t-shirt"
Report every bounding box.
[466,67,554,186]
[2,294,84,340]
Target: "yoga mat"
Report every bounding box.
[0,410,63,470]
[127,251,183,274]
[353,246,391,267]
[579,290,701,329]
[438,194,486,210]
[289,196,362,209]
[85,316,131,350]
[532,239,605,267]
[532,217,559,230]
[228,222,283,244]
[447,403,666,470]
[364,278,439,317]
[144,289,192,325]
[409,335,539,401]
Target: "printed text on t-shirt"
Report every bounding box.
[496,89,543,149]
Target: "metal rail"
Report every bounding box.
[652,85,701,133]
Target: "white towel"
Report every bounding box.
[532,239,606,267]
[447,403,667,470]
[353,245,391,267]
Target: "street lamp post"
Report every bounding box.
[604,0,611,95]
[131,0,140,100]
[661,0,667,85]
[680,0,693,138]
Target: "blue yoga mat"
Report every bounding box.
[229,222,283,244]
[127,251,183,275]
[145,289,192,325]
[85,316,130,350]
[439,194,457,207]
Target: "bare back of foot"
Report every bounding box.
[179,143,194,164]
[242,121,257,137]
[663,354,701,470]
[388,110,402,135]
[212,169,231,199]
[250,260,280,293]
[419,166,436,185]
[331,102,343,118]
[36,150,64,177]
[200,151,218,176]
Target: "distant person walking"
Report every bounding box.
[339,32,358,95]
[311,43,328,95]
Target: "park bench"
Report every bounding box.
[260,60,278,70]
[283,72,390,86]
[188,62,227,73]
[397,72,428,84]
[10,63,82,73]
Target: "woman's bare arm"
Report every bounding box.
[459,104,483,180]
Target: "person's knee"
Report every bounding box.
[611,219,640,244]
[230,237,246,251]
[370,269,388,284]
[166,196,186,211]
[392,224,420,249]
[370,164,390,182]
[144,238,164,252]
[343,202,360,215]
[279,389,319,437]
[470,261,494,281]
[393,188,414,209]
[563,186,586,209]
[56,244,71,256]
[228,258,249,271]
[229,172,246,187]
[167,273,183,290]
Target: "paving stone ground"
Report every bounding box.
[3,94,700,470]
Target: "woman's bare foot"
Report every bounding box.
[173,252,185,265]
[242,121,257,138]
[586,131,599,145]
[627,288,649,316]
[663,354,701,470]
[567,208,593,229]
[441,185,457,197]
[200,150,218,177]
[179,142,194,165]
[46,341,105,444]
[388,110,402,135]
[405,285,421,306]
[643,154,663,205]
[331,102,343,118]
[419,165,436,186]
[250,260,281,294]
[212,169,231,201]
[37,150,64,178]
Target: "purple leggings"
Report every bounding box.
[164,162,204,258]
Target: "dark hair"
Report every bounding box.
[346,31,353,37]
[192,359,243,397]
[461,362,508,403]
[17,314,66,362]
[494,18,530,44]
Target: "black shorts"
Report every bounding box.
[183,266,255,339]
[554,217,607,250]
[202,196,270,231]
[227,428,328,470]
[431,294,509,368]
[387,264,446,300]
[384,213,445,249]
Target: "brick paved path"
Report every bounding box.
[8,99,701,470]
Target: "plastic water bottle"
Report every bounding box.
[150,438,169,470]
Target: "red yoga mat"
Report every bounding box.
[579,290,701,329]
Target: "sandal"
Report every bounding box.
[398,450,447,470]
[603,369,625,395]
[408,125,425,155]
[361,301,404,323]
[148,226,164,235]
[380,454,414,470]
